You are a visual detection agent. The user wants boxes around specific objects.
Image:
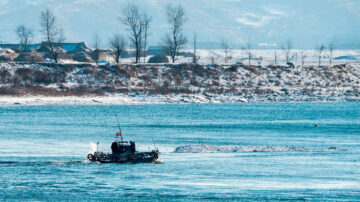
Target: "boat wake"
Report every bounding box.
[174,144,343,153]
[46,160,89,165]
[0,160,90,166]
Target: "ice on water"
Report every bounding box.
[174,144,308,153]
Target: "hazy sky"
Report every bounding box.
[0,0,359,48]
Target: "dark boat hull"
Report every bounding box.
[88,150,159,164]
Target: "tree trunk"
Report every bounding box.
[135,40,140,63]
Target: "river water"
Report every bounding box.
[0,103,359,201]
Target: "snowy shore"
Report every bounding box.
[1,92,359,106]
[1,62,360,106]
[0,94,249,106]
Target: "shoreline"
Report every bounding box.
[0,94,358,106]
[0,94,248,106]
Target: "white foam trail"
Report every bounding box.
[174,144,314,153]
[89,142,97,154]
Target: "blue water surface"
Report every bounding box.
[0,103,359,201]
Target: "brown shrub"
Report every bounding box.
[83,67,95,74]
[14,52,44,63]
[151,66,160,76]
[33,70,52,85]
[190,78,200,86]
[0,69,10,83]
[227,65,238,72]
[145,86,195,95]
[0,85,105,96]
[0,86,20,95]
[0,54,12,62]
[138,75,152,83]
[14,68,34,84]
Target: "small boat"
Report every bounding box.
[87,140,159,163]
[87,110,160,163]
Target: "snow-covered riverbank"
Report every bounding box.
[1,93,359,106]
[1,62,360,105]
[0,94,246,106]
[0,94,249,106]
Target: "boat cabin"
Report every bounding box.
[111,141,136,154]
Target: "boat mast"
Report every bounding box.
[113,110,123,143]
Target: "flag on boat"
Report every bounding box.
[116,132,121,136]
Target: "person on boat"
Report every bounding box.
[130,141,136,153]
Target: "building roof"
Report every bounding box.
[148,46,167,51]
[39,42,87,52]
[0,42,88,53]
[0,44,40,51]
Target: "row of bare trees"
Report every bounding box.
[218,39,337,67]
[279,41,336,67]
[92,3,188,65]
[119,3,187,64]
[15,8,65,63]
[13,5,338,67]
[280,40,335,67]
[14,3,187,64]
[91,4,150,64]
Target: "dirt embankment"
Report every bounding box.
[0,62,359,102]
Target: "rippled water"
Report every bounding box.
[0,103,359,201]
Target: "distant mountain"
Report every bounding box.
[0,0,359,49]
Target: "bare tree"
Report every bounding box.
[57,27,66,43]
[92,32,102,64]
[246,43,252,67]
[257,56,263,66]
[93,32,101,50]
[142,13,152,63]
[192,33,200,64]
[208,49,217,65]
[40,9,64,63]
[109,34,126,64]
[221,39,232,64]
[239,48,243,63]
[328,42,335,67]
[15,25,33,52]
[164,3,187,63]
[119,4,145,63]
[317,44,325,66]
[301,51,307,67]
[274,51,277,65]
[282,39,292,63]
[0,35,4,44]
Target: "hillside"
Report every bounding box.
[0,62,360,104]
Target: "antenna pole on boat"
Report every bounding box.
[112,108,123,143]
[152,137,157,150]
